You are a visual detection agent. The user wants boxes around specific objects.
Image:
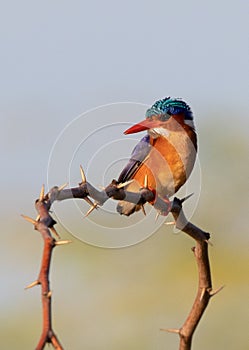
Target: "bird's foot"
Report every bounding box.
[161,196,172,216]
[154,195,172,217]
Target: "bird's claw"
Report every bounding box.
[154,195,172,217]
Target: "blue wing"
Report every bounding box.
[118,134,151,183]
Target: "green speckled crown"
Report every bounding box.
[146,97,193,120]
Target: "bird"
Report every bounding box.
[116,97,197,216]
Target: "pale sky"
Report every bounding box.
[1,1,248,189]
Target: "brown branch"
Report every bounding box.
[160,198,222,350]
[35,223,65,350]
[23,188,72,350]
[23,168,219,350]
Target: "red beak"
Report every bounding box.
[124,119,163,134]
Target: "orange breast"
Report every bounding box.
[132,126,197,197]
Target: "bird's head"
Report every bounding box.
[124,97,194,134]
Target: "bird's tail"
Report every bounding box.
[116,201,142,216]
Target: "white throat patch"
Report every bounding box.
[149,127,169,138]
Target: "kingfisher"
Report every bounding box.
[117,97,197,216]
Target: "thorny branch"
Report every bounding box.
[161,198,223,350]
[22,166,222,350]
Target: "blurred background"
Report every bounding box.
[1,0,248,349]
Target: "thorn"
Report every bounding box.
[143,174,148,189]
[116,180,133,189]
[209,285,225,297]
[21,214,37,225]
[35,214,40,222]
[84,202,98,217]
[25,280,40,290]
[80,165,86,183]
[164,221,175,226]
[160,328,180,334]
[46,290,52,298]
[39,184,45,201]
[50,227,60,239]
[58,182,68,191]
[141,204,146,216]
[155,212,160,222]
[83,196,95,207]
[205,239,213,246]
[180,193,194,204]
[200,287,206,301]
[55,240,72,246]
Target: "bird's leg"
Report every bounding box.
[161,195,172,216]
[154,194,172,216]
